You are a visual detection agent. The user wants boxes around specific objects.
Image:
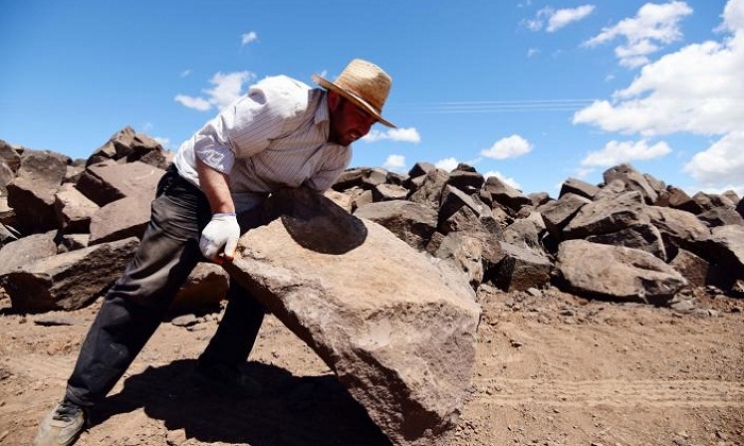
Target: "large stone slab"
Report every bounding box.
[226,188,480,446]
[2,237,139,312]
[556,239,687,303]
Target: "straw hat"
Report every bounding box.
[312,59,395,128]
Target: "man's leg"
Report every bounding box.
[65,170,209,407]
[33,168,210,446]
[195,281,266,400]
[198,282,267,368]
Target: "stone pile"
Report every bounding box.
[1,129,743,309]
[333,162,743,303]
[1,128,743,446]
[0,127,228,314]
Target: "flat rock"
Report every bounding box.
[226,188,480,446]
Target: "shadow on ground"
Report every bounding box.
[94,359,392,446]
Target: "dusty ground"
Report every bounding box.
[1,287,743,446]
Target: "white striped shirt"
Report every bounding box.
[173,75,351,212]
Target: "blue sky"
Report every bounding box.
[1,0,742,197]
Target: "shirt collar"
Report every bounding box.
[314,89,329,125]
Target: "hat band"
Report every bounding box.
[336,79,384,113]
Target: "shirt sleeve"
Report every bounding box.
[304,145,353,192]
[194,77,305,174]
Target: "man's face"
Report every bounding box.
[327,91,378,146]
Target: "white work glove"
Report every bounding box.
[199,212,240,262]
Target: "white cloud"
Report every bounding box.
[574,0,744,193]
[383,154,406,172]
[362,127,421,143]
[583,1,693,68]
[574,18,744,136]
[180,69,192,78]
[435,157,459,171]
[483,171,522,190]
[174,94,212,111]
[581,139,672,167]
[525,5,595,32]
[527,48,540,57]
[721,0,744,31]
[547,5,596,32]
[683,130,744,190]
[480,134,533,160]
[241,31,258,46]
[175,71,256,111]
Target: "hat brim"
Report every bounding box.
[313,75,396,128]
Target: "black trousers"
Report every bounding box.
[65,166,266,408]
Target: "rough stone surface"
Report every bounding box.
[76,160,163,207]
[563,191,645,240]
[434,232,485,288]
[492,242,552,292]
[354,200,438,252]
[669,249,709,288]
[89,195,151,245]
[170,262,229,316]
[585,222,667,261]
[0,231,58,276]
[2,237,139,312]
[556,239,687,303]
[559,177,600,200]
[226,189,480,446]
[54,183,100,233]
[539,192,590,240]
[603,163,659,204]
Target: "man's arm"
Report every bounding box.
[196,157,240,262]
[196,157,235,214]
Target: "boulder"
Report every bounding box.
[408,168,449,208]
[697,207,744,227]
[696,225,744,280]
[86,126,168,169]
[0,139,22,173]
[492,242,552,292]
[0,159,13,195]
[482,175,531,213]
[503,217,545,250]
[75,160,164,207]
[0,231,58,276]
[669,249,709,288]
[585,222,667,261]
[372,183,408,202]
[88,195,151,245]
[54,183,100,233]
[539,192,590,240]
[434,232,485,288]
[556,239,687,303]
[563,191,645,240]
[6,150,69,234]
[2,237,139,312]
[226,188,480,446]
[446,168,484,193]
[559,177,600,200]
[656,186,701,214]
[332,167,388,192]
[407,161,437,179]
[354,200,438,252]
[602,163,659,204]
[170,262,229,315]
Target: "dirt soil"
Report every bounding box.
[1,287,743,446]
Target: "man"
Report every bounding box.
[33,58,395,446]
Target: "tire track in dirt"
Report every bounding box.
[471,377,744,408]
